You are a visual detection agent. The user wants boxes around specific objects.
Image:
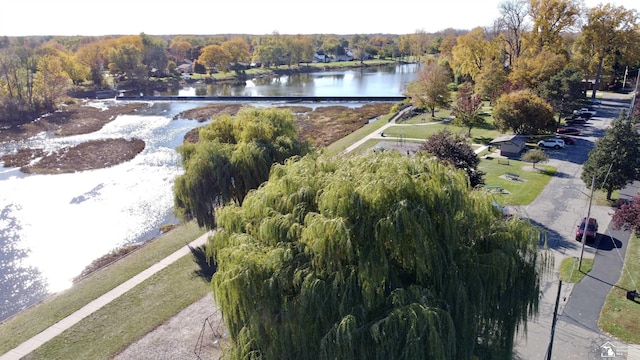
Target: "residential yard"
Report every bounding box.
[599,234,640,344]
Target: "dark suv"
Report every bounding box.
[576,217,598,242]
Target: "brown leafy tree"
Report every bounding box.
[419,129,485,187]
[451,82,484,136]
[406,61,451,117]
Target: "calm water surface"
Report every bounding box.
[0,64,419,321]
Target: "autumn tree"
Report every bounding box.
[139,33,168,76]
[419,129,485,187]
[168,40,192,63]
[33,54,71,110]
[493,89,556,134]
[495,0,529,67]
[474,58,508,104]
[521,148,548,169]
[197,44,232,74]
[173,107,309,229]
[320,36,346,58]
[108,43,146,83]
[451,27,502,81]
[613,196,640,236]
[508,50,567,90]
[581,114,640,200]
[221,37,251,73]
[210,152,548,360]
[575,4,640,99]
[527,0,582,53]
[406,61,451,117]
[76,41,107,87]
[451,82,484,135]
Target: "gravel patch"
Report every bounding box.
[114,293,229,360]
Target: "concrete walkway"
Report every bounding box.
[0,232,212,360]
[341,107,452,154]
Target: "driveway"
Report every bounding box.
[513,94,640,359]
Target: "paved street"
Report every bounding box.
[513,95,640,359]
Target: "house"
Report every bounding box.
[314,51,330,63]
[489,135,527,157]
[334,50,354,62]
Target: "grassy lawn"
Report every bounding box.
[323,114,393,156]
[23,254,211,360]
[478,157,556,205]
[599,234,640,343]
[558,257,595,282]
[0,222,207,355]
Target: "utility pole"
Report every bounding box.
[545,280,562,360]
[579,175,596,270]
[629,68,640,119]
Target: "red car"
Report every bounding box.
[576,217,598,242]
[557,127,581,136]
[557,135,576,145]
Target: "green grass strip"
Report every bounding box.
[23,254,211,359]
[558,257,594,283]
[0,222,206,355]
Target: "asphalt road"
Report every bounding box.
[513,94,640,359]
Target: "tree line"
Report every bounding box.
[406,0,640,137]
[2,0,638,129]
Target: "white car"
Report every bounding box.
[574,107,597,117]
[537,138,565,149]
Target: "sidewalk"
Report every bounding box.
[0,231,211,360]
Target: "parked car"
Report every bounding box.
[587,98,602,105]
[557,127,581,135]
[537,138,565,149]
[567,112,593,120]
[557,135,576,145]
[574,107,597,117]
[576,217,598,242]
[566,117,588,126]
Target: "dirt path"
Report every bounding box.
[114,294,228,360]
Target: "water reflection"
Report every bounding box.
[0,204,49,322]
[168,63,419,98]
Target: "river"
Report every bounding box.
[0,63,419,321]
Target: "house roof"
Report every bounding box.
[490,135,526,145]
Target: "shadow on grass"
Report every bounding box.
[189,244,217,283]
[473,136,494,145]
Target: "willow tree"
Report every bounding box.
[210,152,549,360]
[173,107,308,229]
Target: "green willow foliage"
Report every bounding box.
[173,107,309,229]
[210,152,550,360]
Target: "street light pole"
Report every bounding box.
[579,175,596,271]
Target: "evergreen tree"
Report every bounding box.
[581,114,640,200]
[210,152,549,360]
